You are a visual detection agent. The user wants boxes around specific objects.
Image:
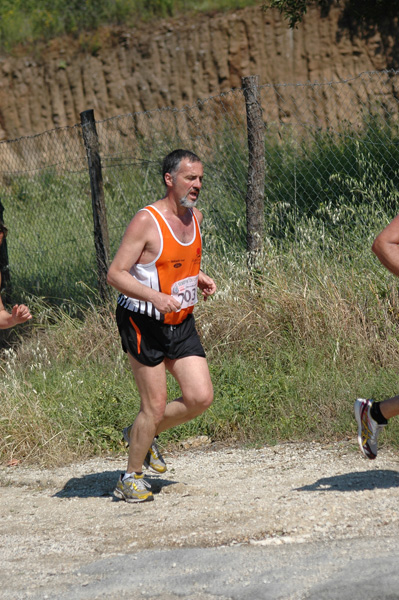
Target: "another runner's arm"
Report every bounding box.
[372,214,399,277]
[0,276,32,329]
[107,211,181,314]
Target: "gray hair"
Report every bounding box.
[162,149,201,184]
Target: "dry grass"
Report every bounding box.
[2,250,399,466]
[199,252,399,368]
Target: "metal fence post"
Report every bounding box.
[80,109,111,303]
[242,75,265,270]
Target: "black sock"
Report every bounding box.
[370,401,388,425]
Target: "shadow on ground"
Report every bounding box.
[53,471,176,498]
[296,469,399,492]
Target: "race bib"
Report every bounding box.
[171,275,198,310]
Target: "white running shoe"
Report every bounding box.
[354,398,386,459]
[114,472,153,503]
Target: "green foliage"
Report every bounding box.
[343,0,399,21]
[263,0,399,28]
[3,169,98,305]
[264,0,315,27]
[3,215,399,466]
[0,0,260,51]
[3,111,399,309]
[262,114,399,252]
[200,124,248,255]
[3,112,399,465]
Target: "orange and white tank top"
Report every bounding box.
[117,204,202,324]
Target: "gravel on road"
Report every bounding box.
[1,438,399,599]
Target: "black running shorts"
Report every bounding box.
[115,305,206,367]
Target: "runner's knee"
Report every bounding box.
[201,386,213,410]
[141,396,167,424]
[187,385,213,413]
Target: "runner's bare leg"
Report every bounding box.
[126,354,213,473]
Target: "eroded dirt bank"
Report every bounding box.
[1,4,398,140]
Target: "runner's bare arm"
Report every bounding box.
[107,211,181,313]
[193,207,203,225]
[198,270,216,301]
[372,215,399,276]
[0,282,32,329]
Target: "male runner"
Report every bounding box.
[355,214,399,458]
[107,149,216,502]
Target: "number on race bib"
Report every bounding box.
[171,276,198,310]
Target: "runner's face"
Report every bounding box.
[172,159,203,208]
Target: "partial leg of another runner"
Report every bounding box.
[354,396,399,459]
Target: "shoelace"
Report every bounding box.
[138,478,152,491]
[362,416,373,441]
[362,412,383,444]
[125,475,152,491]
[151,442,161,459]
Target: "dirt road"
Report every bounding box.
[1,439,399,599]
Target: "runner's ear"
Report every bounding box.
[164,172,174,187]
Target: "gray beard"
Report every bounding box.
[180,194,198,208]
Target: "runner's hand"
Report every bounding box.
[198,272,216,301]
[11,304,32,324]
[153,293,181,314]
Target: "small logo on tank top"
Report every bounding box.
[172,259,184,268]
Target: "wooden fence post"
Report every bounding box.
[0,199,11,304]
[80,109,111,303]
[242,75,265,270]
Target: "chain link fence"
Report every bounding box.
[0,69,398,305]
[259,70,399,256]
